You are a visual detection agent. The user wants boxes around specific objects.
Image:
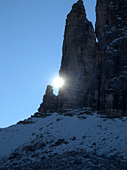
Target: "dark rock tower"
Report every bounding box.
[39,0,127,116]
[57,0,98,110]
[96,0,127,116]
[38,85,57,113]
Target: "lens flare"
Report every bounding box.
[53,77,64,88]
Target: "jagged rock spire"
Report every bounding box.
[57,0,97,110]
[38,0,127,116]
[38,85,57,113]
[61,0,88,70]
[71,0,86,17]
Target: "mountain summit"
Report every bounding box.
[39,0,127,116]
[57,0,97,110]
[1,0,127,169]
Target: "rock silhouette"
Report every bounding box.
[39,0,127,116]
[38,85,57,113]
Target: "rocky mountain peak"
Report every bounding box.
[38,85,57,113]
[39,0,127,116]
[65,0,87,35]
[1,1,127,169]
[45,85,53,95]
[57,0,97,110]
[71,0,86,17]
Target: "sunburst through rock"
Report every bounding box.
[53,77,64,88]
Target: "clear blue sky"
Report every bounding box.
[0,0,96,128]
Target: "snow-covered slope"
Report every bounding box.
[0,108,127,169]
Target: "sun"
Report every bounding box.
[53,77,64,88]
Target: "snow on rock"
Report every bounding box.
[0,109,127,169]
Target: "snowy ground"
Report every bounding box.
[0,108,127,169]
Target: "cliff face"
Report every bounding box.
[96,0,127,116]
[57,0,98,110]
[39,0,127,116]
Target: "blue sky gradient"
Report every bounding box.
[0,0,96,128]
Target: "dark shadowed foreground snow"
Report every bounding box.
[0,108,127,169]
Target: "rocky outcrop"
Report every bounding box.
[95,0,127,116]
[38,85,57,113]
[38,0,127,116]
[57,0,98,110]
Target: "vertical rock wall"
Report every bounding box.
[39,0,127,116]
[57,0,97,110]
[95,0,127,116]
